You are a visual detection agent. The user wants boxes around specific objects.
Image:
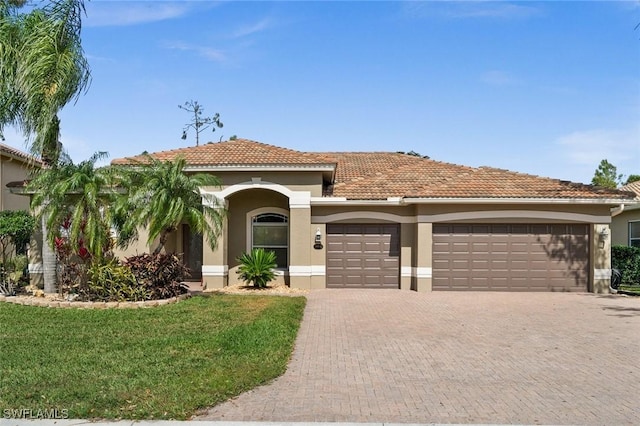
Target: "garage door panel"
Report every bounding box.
[327,224,400,288]
[433,223,589,291]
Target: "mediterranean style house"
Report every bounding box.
[611,181,640,248]
[108,139,637,293]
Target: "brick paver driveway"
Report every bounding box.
[196,290,640,424]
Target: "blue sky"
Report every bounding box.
[5,0,640,184]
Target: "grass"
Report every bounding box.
[618,284,640,295]
[0,294,306,420]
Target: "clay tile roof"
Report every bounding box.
[111,140,635,201]
[0,142,42,166]
[321,154,632,200]
[111,138,335,167]
[620,181,640,198]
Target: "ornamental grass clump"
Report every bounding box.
[237,248,277,288]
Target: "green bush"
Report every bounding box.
[86,259,149,302]
[237,248,277,288]
[611,245,640,285]
[124,253,189,299]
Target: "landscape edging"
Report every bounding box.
[0,293,190,309]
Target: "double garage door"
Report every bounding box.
[326,222,590,291]
[433,224,589,291]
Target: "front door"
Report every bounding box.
[182,224,203,281]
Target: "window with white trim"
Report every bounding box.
[630,221,640,248]
[252,213,288,268]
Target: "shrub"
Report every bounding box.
[237,248,277,288]
[86,259,149,302]
[611,245,640,286]
[0,255,30,296]
[124,253,190,299]
[0,210,35,265]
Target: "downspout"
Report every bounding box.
[611,203,625,217]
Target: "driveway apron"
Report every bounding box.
[196,289,640,424]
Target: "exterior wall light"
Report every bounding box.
[598,227,609,248]
[314,228,323,249]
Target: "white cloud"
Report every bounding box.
[401,1,542,20]
[162,41,227,63]
[85,2,197,27]
[556,127,640,180]
[0,126,98,165]
[230,17,273,39]
[480,70,520,86]
[59,134,102,165]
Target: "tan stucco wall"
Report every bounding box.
[203,206,228,289]
[200,171,325,197]
[611,209,640,246]
[0,157,32,212]
[312,205,417,220]
[591,223,611,293]
[414,203,612,221]
[400,223,414,290]
[310,222,326,289]
[289,207,312,289]
[113,227,154,259]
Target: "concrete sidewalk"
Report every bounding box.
[196,290,640,425]
[1,421,514,426]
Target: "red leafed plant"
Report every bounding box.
[124,253,190,299]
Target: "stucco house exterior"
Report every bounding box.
[0,142,39,213]
[111,138,634,293]
[611,181,640,247]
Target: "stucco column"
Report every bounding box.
[309,222,326,289]
[415,222,433,292]
[202,198,228,290]
[400,223,414,290]
[288,205,312,289]
[591,223,611,293]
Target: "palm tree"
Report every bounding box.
[0,0,90,163]
[29,152,118,259]
[116,155,225,255]
[1,0,90,293]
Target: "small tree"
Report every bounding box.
[28,152,118,294]
[624,174,640,185]
[0,210,35,266]
[591,159,623,189]
[179,100,223,146]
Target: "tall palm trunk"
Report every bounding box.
[41,215,57,293]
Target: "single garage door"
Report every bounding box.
[433,224,589,291]
[326,224,400,288]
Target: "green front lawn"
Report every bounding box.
[618,284,640,295]
[0,294,306,420]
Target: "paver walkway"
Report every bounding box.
[196,290,640,425]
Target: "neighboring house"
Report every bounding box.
[0,143,41,268]
[611,181,640,248]
[0,142,40,212]
[102,139,634,293]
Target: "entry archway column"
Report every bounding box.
[288,193,312,289]
[201,195,228,290]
